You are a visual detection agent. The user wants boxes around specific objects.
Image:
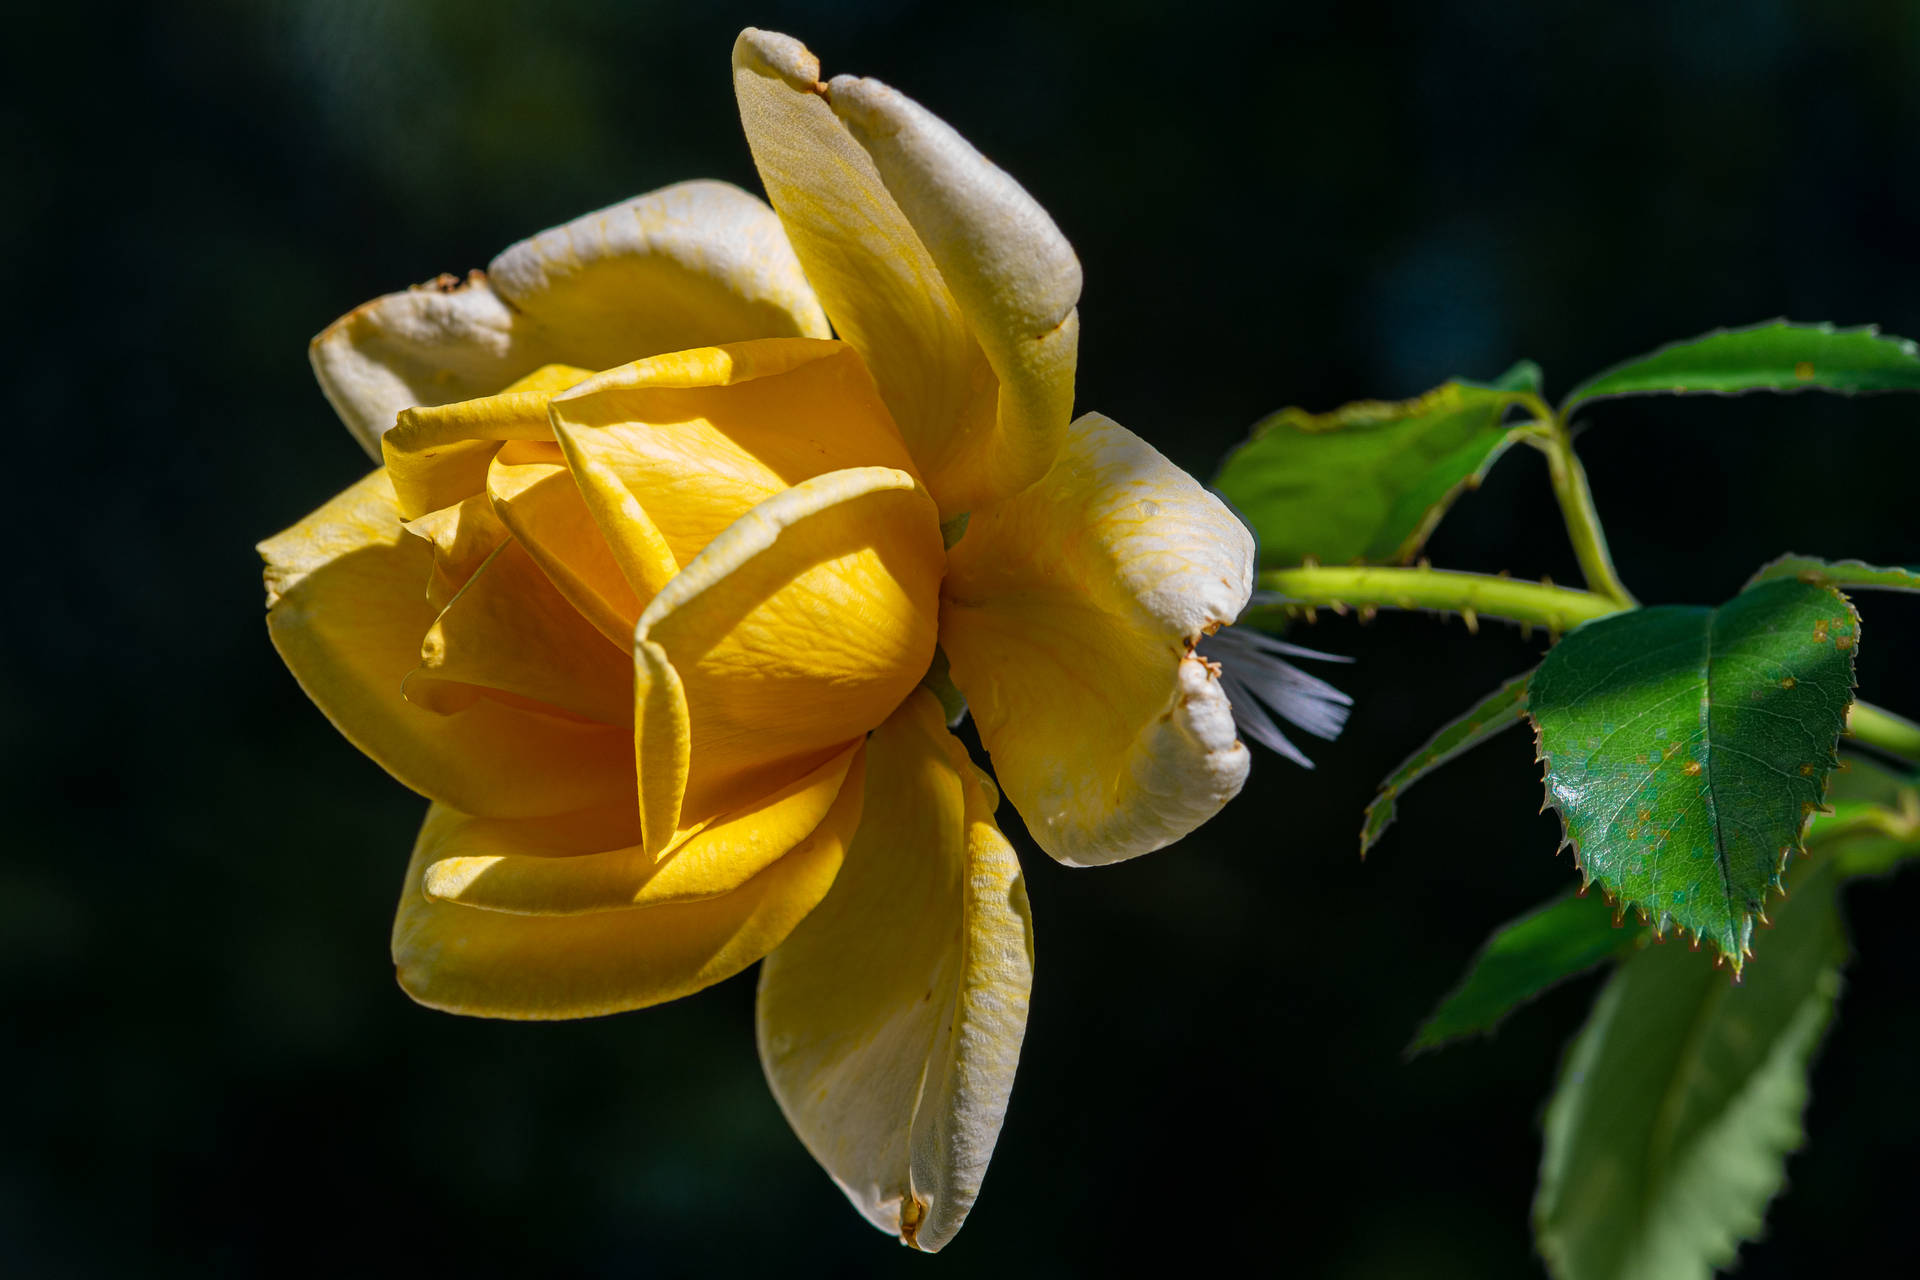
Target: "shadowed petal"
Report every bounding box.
[758,690,1032,1251]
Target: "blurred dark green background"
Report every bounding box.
[8,0,1919,1274]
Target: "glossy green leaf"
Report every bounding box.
[1533,854,1844,1280]
[1562,319,1920,414]
[1410,891,1637,1054]
[1363,673,1531,855]
[1213,368,1534,568]
[1526,579,1859,971]
[1745,553,1920,595]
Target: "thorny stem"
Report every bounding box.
[1252,565,1619,635]
[1255,563,1920,769]
[1519,393,1639,608]
[1848,703,1920,766]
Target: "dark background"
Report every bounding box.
[8,0,1919,1274]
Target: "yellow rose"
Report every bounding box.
[260,28,1283,1250]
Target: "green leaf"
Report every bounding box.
[1213,370,1532,568]
[1533,854,1845,1280]
[1363,673,1531,855]
[1467,358,1545,395]
[1562,319,1920,414]
[1410,891,1638,1053]
[1526,579,1859,970]
[1744,553,1920,595]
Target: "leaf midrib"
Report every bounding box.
[1701,600,1740,948]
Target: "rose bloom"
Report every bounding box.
[260,28,1338,1251]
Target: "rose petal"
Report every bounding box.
[632,464,943,846]
[732,30,1080,518]
[390,756,861,1019]
[260,469,633,819]
[757,690,1033,1252]
[421,740,861,914]
[547,339,920,607]
[939,412,1255,865]
[313,181,829,456]
[408,536,632,727]
[382,362,589,520]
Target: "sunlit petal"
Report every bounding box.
[634,465,944,837]
[757,691,1032,1251]
[408,537,632,727]
[259,469,633,819]
[421,741,862,914]
[382,362,590,520]
[547,339,920,603]
[940,412,1255,865]
[732,30,1080,517]
[312,182,828,456]
[486,447,644,649]
[391,757,861,1019]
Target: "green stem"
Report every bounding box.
[1848,702,1920,765]
[1253,565,1621,634]
[1528,409,1638,608]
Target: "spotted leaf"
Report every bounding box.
[1525,579,1859,972]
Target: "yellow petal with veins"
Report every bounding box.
[421,740,862,914]
[391,747,863,1019]
[312,182,829,457]
[732,29,1080,517]
[940,412,1255,866]
[757,690,1033,1252]
[260,469,633,819]
[635,466,944,834]
[409,537,632,727]
[382,363,591,520]
[485,449,644,648]
[548,339,920,590]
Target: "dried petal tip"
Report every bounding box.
[1197,625,1353,769]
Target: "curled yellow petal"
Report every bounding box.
[259,469,633,819]
[547,338,920,605]
[635,465,944,827]
[401,494,509,612]
[391,751,863,1019]
[632,635,691,859]
[757,690,1033,1252]
[732,29,1080,517]
[485,448,644,649]
[312,181,828,456]
[940,412,1255,865]
[382,362,590,520]
[410,537,632,727]
[421,740,862,914]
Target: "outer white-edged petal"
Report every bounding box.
[731,28,1081,518]
[940,412,1256,865]
[757,690,1033,1251]
[311,181,829,457]
[827,73,1082,514]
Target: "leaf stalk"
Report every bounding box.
[1521,397,1638,608]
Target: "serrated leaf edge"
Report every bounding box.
[1744,552,1920,595]
[1522,586,1862,978]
